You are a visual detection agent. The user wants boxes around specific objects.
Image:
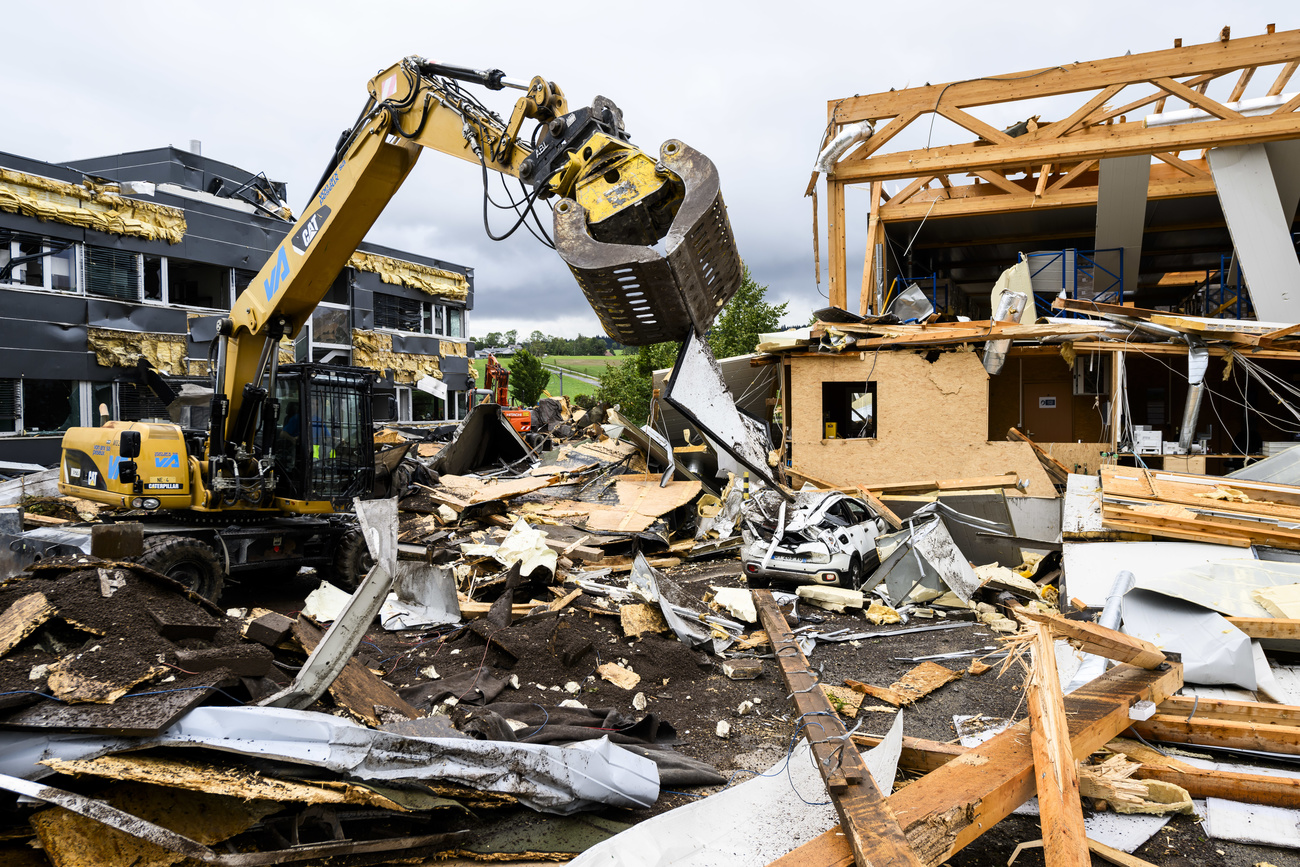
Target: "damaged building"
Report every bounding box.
[0,145,475,466]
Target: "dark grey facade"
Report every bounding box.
[0,146,474,465]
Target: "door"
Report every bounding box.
[1022,382,1073,442]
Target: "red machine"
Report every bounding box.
[481,354,531,433]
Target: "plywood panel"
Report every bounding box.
[789,351,1057,496]
[1044,442,1111,475]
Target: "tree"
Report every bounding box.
[596,266,784,422]
[508,349,550,406]
[483,331,503,347]
[504,329,519,346]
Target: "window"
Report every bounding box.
[233,268,259,298]
[448,307,463,338]
[0,380,17,433]
[822,381,876,439]
[455,389,468,420]
[374,292,457,336]
[118,381,171,422]
[311,305,351,347]
[144,255,163,301]
[412,389,446,421]
[85,246,140,301]
[20,380,82,434]
[168,259,230,309]
[0,233,77,292]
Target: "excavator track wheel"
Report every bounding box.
[137,535,225,603]
[328,528,373,592]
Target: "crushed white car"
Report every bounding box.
[739,490,885,588]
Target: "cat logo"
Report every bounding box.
[86,470,98,486]
[291,205,332,256]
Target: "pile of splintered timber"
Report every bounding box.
[1099,464,1300,548]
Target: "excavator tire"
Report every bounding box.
[137,535,225,602]
[328,528,373,592]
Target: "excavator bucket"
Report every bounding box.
[553,140,743,346]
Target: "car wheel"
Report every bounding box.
[137,535,225,602]
[844,553,863,588]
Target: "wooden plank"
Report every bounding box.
[973,170,1032,197]
[769,662,1183,867]
[841,109,924,163]
[753,589,924,867]
[1007,428,1070,484]
[1268,59,1299,96]
[1226,66,1257,104]
[1087,839,1159,867]
[1026,622,1089,867]
[1016,607,1165,669]
[1132,712,1300,755]
[856,486,904,530]
[827,179,847,310]
[1041,84,1127,138]
[292,619,420,727]
[1099,513,1250,547]
[1226,616,1300,641]
[1102,503,1300,548]
[1152,151,1212,180]
[858,731,1300,811]
[1158,694,1300,726]
[1047,159,1098,193]
[937,106,1014,145]
[866,473,1020,494]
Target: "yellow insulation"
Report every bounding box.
[0,169,185,244]
[351,330,443,384]
[87,328,188,375]
[440,340,467,358]
[348,251,468,302]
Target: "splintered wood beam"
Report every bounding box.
[1131,712,1300,755]
[1150,76,1247,121]
[1268,59,1299,96]
[1034,164,1052,197]
[1015,607,1166,669]
[1027,622,1090,867]
[753,589,924,867]
[767,662,1183,867]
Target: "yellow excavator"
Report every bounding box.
[56,57,742,599]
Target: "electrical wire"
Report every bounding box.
[923,67,1066,151]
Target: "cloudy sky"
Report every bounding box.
[2,1,1293,338]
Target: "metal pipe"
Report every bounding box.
[813,121,874,174]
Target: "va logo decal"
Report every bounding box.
[291,205,331,256]
[262,247,291,302]
[154,452,180,468]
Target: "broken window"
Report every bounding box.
[0,380,17,434]
[412,389,446,421]
[311,305,351,347]
[168,259,230,309]
[822,381,876,439]
[85,246,140,301]
[118,381,170,422]
[21,380,81,434]
[448,307,464,338]
[233,267,258,298]
[1,234,77,292]
[374,293,426,332]
[144,255,163,301]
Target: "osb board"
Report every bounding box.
[31,783,275,867]
[582,476,703,533]
[293,619,420,726]
[0,592,54,657]
[1042,442,1111,476]
[43,754,405,809]
[787,350,1057,496]
[438,473,562,505]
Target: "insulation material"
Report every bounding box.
[461,519,557,578]
[1137,558,1300,619]
[989,260,1036,325]
[567,710,903,867]
[787,351,1056,495]
[348,251,469,301]
[351,329,442,383]
[1121,588,1255,688]
[1203,797,1300,849]
[0,168,186,243]
[87,328,188,375]
[440,340,467,357]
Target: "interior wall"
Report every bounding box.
[788,349,1057,497]
[989,353,1107,445]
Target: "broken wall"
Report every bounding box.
[351,330,442,384]
[86,328,188,375]
[788,349,1056,496]
[348,252,468,302]
[0,168,185,243]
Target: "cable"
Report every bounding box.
[924,67,1066,151]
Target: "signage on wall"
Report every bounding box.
[1039,396,1057,409]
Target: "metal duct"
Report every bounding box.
[813,121,874,174]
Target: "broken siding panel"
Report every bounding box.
[351,329,442,384]
[87,327,188,375]
[789,350,1057,495]
[349,251,469,302]
[0,168,185,243]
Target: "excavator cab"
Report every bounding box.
[271,363,375,508]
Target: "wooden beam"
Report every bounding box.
[753,590,924,867]
[1152,151,1212,179]
[859,192,886,316]
[937,105,1014,145]
[1026,622,1090,867]
[1260,323,1300,341]
[839,109,924,164]
[769,662,1183,867]
[1267,59,1299,96]
[1034,163,1051,197]
[827,179,847,310]
[856,486,904,530]
[856,731,1300,811]
[831,30,1300,124]
[1016,607,1166,669]
[1227,66,1257,104]
[1226,616,1300,640]
[1007,427,1070,484]
[1280,91,1300,115]
[1150,76,1247,121]
[1041,83,1127,138]
[1047,159,1098,192]
[972,170,1033,197]
[888,175,937,206]
[865,473,1021,494]
[830,113,1300,184]
[1132,712,1300,755]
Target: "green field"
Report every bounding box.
[541,354,624,378]
[471,357,601,403]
